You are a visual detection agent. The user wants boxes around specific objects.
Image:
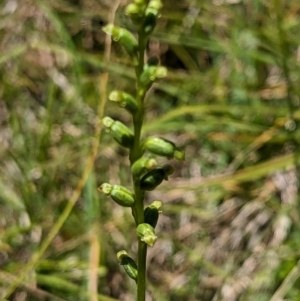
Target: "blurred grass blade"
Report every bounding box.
[36,274,118,301]
[0,180,25,210]
[0,45,28,65]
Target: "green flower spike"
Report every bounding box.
[142,137,185,160]
[136,223,157,247]
[101,3,183,298]
[102,116,134,148]
[117,250,138,282]
[98,183,135,207]
[109,91,138,114]
[140,164,174,191]
[102,24,138,58]
[144,200,163,228]
[131,157,158,177]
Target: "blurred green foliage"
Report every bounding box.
[1,0,300,300]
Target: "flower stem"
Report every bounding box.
[129,32,148,301]
[137,241,147,301]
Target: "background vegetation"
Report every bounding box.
[1,0,300,300]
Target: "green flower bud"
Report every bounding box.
[102,24,138,58]
[143,14,156,35]
[108,91,138,114]
[142,0,163,35]
[102,116,134,148]
[136,223,157,247]
[117,250,138,281]
[174,149,185,161]
[131,157,158,177]
[98,183,135,207]
[140,65,167,89]
[125,3,145,25]
[148,0,163,11]
[143,137,174,157]
[142,137,185,160]
[140,165,174,191]
[144,200,163,228]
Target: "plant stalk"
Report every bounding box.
[129,33,148,301]
[137,241,147,301]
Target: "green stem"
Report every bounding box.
[137,241,147,301]
[129,32,148,301]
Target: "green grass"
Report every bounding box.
[1,0,300,300]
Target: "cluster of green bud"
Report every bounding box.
[102,116,134,148]
[136,223,157,247]
[126,0,162,34]
[98,183,135,207]
[102,24,138,59]
[117,250,138,281]
[140,164,174,191]
[108,91,138,115]
[144,200,162,228]
[142,137,185,160]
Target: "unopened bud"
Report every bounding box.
[140,165,174,191]
[117,250,138,281]
[142,0,163,34]
[142,137,184,160]
[136,223,157,247]
[131,157,158,177]
[140,65,167,90]
[102,116,134,148]
[98,183,135,207]
[125,3,145,25]
[144,200,163,228]
[103,24,138,58]
[109,91,138,114]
